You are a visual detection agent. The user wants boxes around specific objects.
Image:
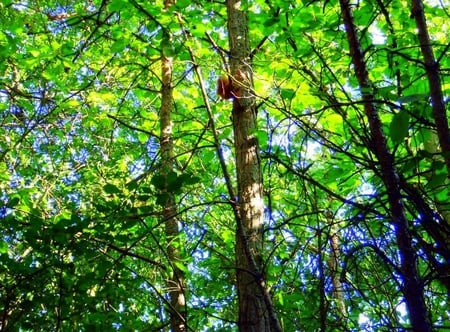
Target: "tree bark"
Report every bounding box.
[338,1,432,331]
[410,0,450,176]
[160,1,186,331]
[327,227,346,319]
[226,1,282,331]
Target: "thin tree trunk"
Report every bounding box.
[226,1,282,331]
[409,0,450,291]
[338,1,432,331]
[410,0,450,176]
[327,226,346,319]
[160,1,186,331]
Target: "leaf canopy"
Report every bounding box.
[0,0,449,330]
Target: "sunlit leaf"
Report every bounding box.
[0,240,8,254]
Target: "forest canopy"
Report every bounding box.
[0,0,449,331]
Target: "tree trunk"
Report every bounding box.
[409,0,450,292]
[226,1,282,331]
[160,1,186,331]
[327,226,346,319]
[338,0,432,331]
[410,0,450,176]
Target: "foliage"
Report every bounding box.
[0,0,449,330]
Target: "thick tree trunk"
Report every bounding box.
[226,1,282,331]
[160,1,186,331]
[338,1,432,331]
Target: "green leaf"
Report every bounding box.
[155,193,170,206]
[173,261,188,273]
[280,88,296,100]
[178,173,200,186]
[264,17,280,27]
[397,94,428,104]
[151,174,166,190]
[6,197,20,208]
[126,180,139,190]
[167,172,182,193]
[428,171,447,189]
[389,111,409,143]
[0,240,8,254]
[111,39,127,53]
[108,0,127,11]
[103,183,121,194]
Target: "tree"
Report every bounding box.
[0,0,449,330]
[226,0,281,330]
[158,0,187,330]
[338,0,431,329]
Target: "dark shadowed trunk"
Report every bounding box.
[338,0,432,330]
[410,0,450,175]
